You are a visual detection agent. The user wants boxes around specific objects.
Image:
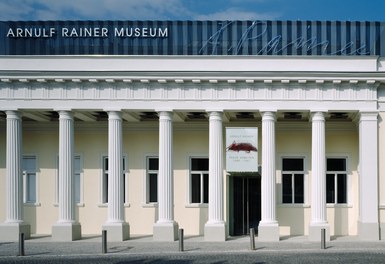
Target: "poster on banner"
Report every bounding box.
[226,127,258,172]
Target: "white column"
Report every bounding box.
[103,111,129,241]
[0,110,30,241]
[52,110,81,241]
[258,111,279,241]
[153,111,178,241]
[204,111,226,241]
[358,112,379,240]
[309,111,329,241]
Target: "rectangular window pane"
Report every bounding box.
[26,173,36,202]
[294,174,304,203]
[23,157,36,171]
[327,158,346,171]
[74,156,81,172]
[149,158,159,170]
[104,157,108,171]
[203,173,209,203]
[282,174,292,203]
[326,174,335,203]
[149,173,158,203]
[75,173,80,203]
[103,173,108,203]
[191,173,201,203]
[282,158,303,171]
[337,173,347,203]
[191,158,209,171]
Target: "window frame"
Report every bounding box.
[188,156,209,206]
[142,154,159,207]
[22,155,39,206]
[281,157,305,204]
[100,154,128,206]
[326,156,349,205]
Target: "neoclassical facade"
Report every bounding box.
[0,20,385,242]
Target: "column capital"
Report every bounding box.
[359,111,378,122]
[5,110,22,119]
[58,110,73,120]
[261,111,276,121]
[311,111,326,122]
[107,111,122,120]
[158,111,173,120]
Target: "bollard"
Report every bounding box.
[19,233,25,256]
[321,228,326,249]
[179,228,184,252]
[102,230,107,254]
[249,228,256,251]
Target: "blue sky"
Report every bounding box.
[0,0,384,21]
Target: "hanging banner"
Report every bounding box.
[226,127,258,172]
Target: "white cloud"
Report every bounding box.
[194,8,280,21]
[0,0,193,20]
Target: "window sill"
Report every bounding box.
[98,203,130,208]
[185,203,208,208]
[24,202,41,207]
[326,204,353,208]
[278,204,310,208]
[54,203,85,207]
[142,203,158,208]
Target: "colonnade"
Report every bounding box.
[0,109,379,241]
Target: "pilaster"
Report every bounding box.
[358,111,379,240]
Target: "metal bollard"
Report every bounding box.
[321,228,326,249]
[102,230,107,254]
[19,233,25,256]
[178,228,184,252]
[249,228,256,251]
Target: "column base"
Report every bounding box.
[52,222,81,241]
[358,221,379,241]
[258,222,279,242]
[0,222,31,241]
[308,223,330,241]
[153,221,179,241]
[204,222,226,241]
[102,222,130,242]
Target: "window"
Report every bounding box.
[23,156,37,204]
[55,155,82,205]
[74,156,81,204]
[190,158,209,204]
[102,156,128,204]
[326,158,347,204]
[282,158,304,204]
[146,157,159,203]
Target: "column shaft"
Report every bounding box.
[157,111,174,223]
[260,112,277,224]
[107,111,124,223]
[58,111,75,223]
[311,112,327,224]
[208,111,224,224]
[309,111,329,241]
[5,110,23,223]
[204,111,226,241]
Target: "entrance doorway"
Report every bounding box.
[230,176,261,236]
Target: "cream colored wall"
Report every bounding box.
[0,121,362,237]
[23,130,59,234]
[276,126,359,236]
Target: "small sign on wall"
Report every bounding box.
[226,127,258,172]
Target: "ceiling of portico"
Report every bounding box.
[0,110,355,123]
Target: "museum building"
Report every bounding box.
[0,20,385,242]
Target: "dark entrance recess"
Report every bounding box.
[230,176,261,236]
